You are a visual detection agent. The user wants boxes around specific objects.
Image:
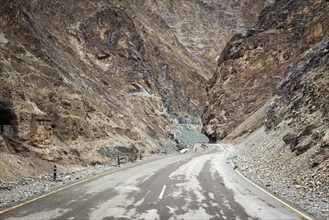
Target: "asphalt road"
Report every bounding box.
[0,144,310,220]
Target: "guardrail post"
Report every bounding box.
[117,155,120,167]
[53,164,57,181]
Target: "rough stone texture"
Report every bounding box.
[204,0,329,218]
[232,127,329,220]
[0,0,217,181]
[203,0,329,142]
[266,53,329,160]
[0,0,271,182]
[130,0,273,66]
[322,130,329,147]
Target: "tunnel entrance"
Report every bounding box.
[202,131,217,143]
[208,135,217,143]
[0,101,17,137]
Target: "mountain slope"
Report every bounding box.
[203,0,329,218]
[203,0,329,142]
[0,0,212,180]
[131,0,273,66]
[0,0,269,181]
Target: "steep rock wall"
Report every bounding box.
[130,0,273,66]
[0,0,213,180]
[203,1,329,216]
[203,0,329,142]
[0,0,272,181]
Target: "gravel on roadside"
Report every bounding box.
[0,154,165,210]
[233,128,329,220]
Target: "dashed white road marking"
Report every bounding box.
[159,185,167,200]
[168,172,175,178]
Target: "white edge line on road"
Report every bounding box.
[231,162,313,220]
[159,185,167,200]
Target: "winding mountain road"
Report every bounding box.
[0,144,311,220]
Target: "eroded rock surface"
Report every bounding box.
[0,0,213,181]
[0,0,272,182]
[204,0,328,218]
[203,0,329,142]
[130,0,273,66]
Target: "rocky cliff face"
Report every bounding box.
[0,0,270,181]
[203,1,328,217]
[0,0,211,180]
[131,0,273,66]
[203,0,329,143]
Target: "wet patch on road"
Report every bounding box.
[197,160,253,220]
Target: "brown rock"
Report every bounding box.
[321,130,329,147]
[311,154,327,168]
[0,0,272,182]
[203,0,329,140]
[282,133,298,145]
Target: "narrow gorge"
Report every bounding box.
[0,0,270,181]
[0,0,328,219]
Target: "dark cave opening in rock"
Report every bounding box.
[0,101,17,135]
